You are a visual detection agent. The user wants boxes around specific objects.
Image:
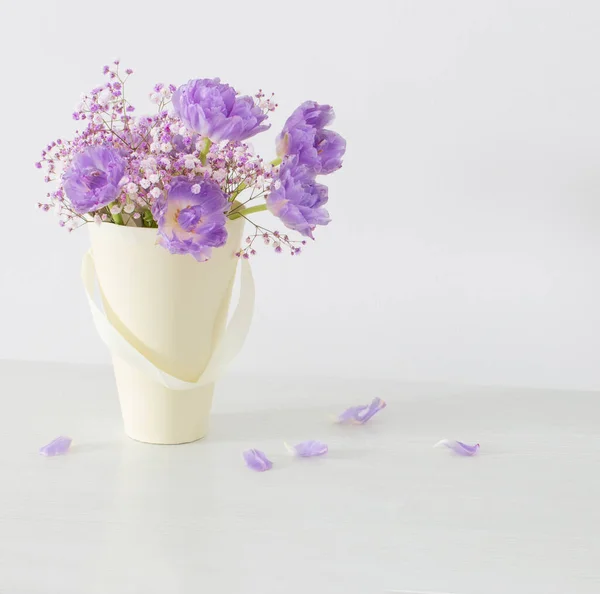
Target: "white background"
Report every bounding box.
[2,0,600,390]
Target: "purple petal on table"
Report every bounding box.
[337,404,369,424]
[39,436,72,456]
[243,448,273,471]
[434,439,480,456]
[358,397,387,423]
[337,397,386,424]
[285,440,329,457]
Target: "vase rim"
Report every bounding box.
[91,200,243,233]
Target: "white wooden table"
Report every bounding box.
[0,360,599,594]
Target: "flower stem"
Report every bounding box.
[199,138,212,166]
[142,209,156,228]
[230,182,247,201]
[229,203,267,220]
[109,202,124,225]
[270,157,282,166]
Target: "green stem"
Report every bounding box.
[200,138,212,166]
[110,202,124,225]
[270,157,282,166]
[230,182,247,201]
[229,203,267,220]
[142,209,156,228]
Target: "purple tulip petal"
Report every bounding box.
[337,404,369,424]
[243,448,273,471]
[285,440,328,457]
[39,436,72,457]
[337,397,387,425]
[434,439,480,456]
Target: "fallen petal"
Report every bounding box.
[337,404,369,424]
[285,440,329,457]
[434,439,480,456]
[39,436,72,457]
[337,397,386,425]
[358,397,387,423]
[243,448,273,471]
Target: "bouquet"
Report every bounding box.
[35,61,346,262]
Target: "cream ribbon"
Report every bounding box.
[81,250,255,390]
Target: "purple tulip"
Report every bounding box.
[155,177,229,262]
[267,160,330,238]
[285,440,328,457]
[172,78,270,143]
[243,449,273,471]
[63,145,127,213]
[281,101,335,131]
[276,101,346,174]
[313,129,347,174]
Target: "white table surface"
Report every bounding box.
[0,360,599,594]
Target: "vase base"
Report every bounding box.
[113,357,214,445]
[124,432,208,446]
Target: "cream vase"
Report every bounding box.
[83,217,253,445]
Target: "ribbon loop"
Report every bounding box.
[81,250,255,391]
